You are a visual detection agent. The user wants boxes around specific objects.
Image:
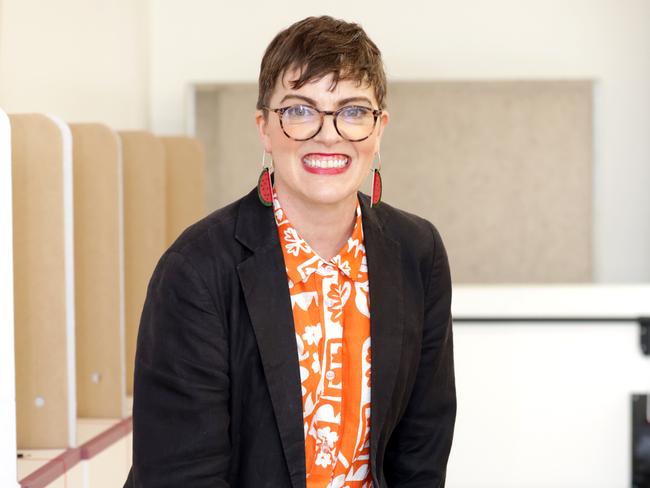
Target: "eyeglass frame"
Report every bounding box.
[263,104,383,142]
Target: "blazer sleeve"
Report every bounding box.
[127,250,231,487]
[384,224,457,487]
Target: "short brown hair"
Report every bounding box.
[256,16,387,112]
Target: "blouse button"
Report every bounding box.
[325,370,335,380]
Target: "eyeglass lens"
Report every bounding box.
[280,105,377,141]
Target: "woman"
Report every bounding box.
[126,15,455,488]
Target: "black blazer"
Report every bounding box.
[124,187,456,488]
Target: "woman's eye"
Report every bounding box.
[286,105,315,117]
[341,106,369,118]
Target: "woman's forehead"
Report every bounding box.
[271,69,376,105]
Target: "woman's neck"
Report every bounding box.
[275,186,358,262]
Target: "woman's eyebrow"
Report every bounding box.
[279,94,317,105]
[278,94,374,107]
[336,96,374,107]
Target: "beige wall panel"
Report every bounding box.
[195,84,261,211]
[51,465,83,488]
[160,136,206,245]
[195,81,592,283]
[11,114,72,449]
[70,124,125,418]
[84,434,132,488]
[126,430,132,476]
[119,132,166,394]
[382,81,592,283]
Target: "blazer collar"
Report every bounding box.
[234,187,386,252]
[235,188,403,486]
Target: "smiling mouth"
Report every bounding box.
[302,154,350,170]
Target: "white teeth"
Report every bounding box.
[303,156,349,169]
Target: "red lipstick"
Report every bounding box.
[302,153,351,175]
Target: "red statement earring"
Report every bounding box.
[370,152,382,208]
[257,151,273,207]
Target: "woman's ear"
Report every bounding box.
[374,109,390,152]
[255,110,272,153]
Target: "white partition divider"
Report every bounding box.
[449,284,650,488]
[47,114,77,448]
[117,134,127,419]
[452,284,650,318]
[0,109,19,487]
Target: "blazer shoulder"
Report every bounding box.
[165,194,244,268]
[368,195,445,257]
[369,197,452,301]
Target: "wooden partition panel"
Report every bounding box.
[11,114,76,449]
[119,132,166,395]
[70,124,125,418]
[160,136,206,245]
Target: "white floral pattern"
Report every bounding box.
[284,227,311,256]
[303,324,323,346]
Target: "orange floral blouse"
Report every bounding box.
[273,193,372,488]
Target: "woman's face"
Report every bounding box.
[256,68,389,208]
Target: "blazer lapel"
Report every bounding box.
[358,194,404,471]
[235,189,306,488]
[234,189,404,486]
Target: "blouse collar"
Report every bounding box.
[273,191,366,284]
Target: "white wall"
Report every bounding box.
[450,285,650,488]
[451,321,648,488]
[0,0,149,129]
[1,0,648,281]
[149,0,650,283]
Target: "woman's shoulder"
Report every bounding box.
[359,192,446,256]
[360,193,451,292]
[171,199,240,249]
[162,191,255,273]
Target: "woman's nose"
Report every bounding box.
[314,114,342,144]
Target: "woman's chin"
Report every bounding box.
[301,183,359,207]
